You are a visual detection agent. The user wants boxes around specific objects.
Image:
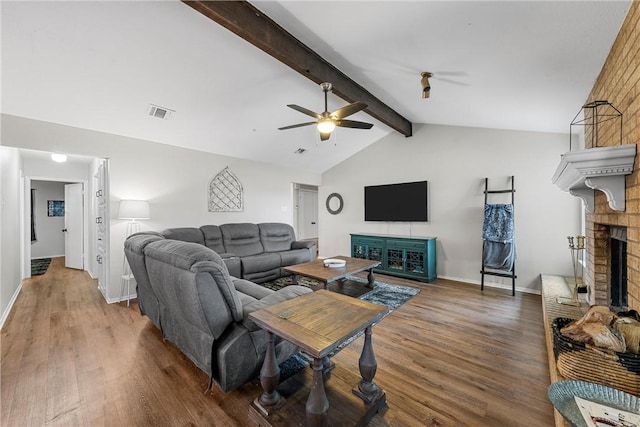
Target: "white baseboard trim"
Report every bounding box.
[437,274,541,295]
[0,282,22,330]
[106,293,137,304]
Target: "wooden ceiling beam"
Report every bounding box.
[183,0,412,137]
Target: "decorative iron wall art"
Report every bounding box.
[208,167,244,212]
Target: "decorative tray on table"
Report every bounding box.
[548,380,640,427]
[323,258,346,268]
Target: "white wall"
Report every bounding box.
[319,123,582,293]
[2,113,582,301]
[30,180,65,259]
[1,114,321,302]
[0,147,24,327]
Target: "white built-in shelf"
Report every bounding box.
[552,144,637,212]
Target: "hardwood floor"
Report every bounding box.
[1,257,554,426]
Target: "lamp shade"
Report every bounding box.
[117,200,150,220]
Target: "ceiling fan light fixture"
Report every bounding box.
[279,81,371,137]
[421,72,432,99]
[317,118,336,133]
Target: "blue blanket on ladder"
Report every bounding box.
[482,204,515,271]
[482,204,513,242]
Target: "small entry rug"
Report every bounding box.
[269,275,420,381]
[31,258,52,276]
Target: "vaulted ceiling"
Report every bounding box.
[1,1,631,173]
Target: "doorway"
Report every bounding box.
[20,150,109,300]
[293,183,319,252]
[28,180,84,274]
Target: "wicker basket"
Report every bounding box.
[552,317,640,396]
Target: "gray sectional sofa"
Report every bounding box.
[161,222,316,283]
[123,222,315,392]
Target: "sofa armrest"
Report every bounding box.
[292,240,315,250]
[241,286,312,331]
[233,278,272,300]
[222,255,241,278]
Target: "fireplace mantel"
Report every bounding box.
[552,144,637,212]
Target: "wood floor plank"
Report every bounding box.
[1,258,555,426]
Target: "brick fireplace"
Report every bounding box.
[586,223,628,309]
[577,1,640,312]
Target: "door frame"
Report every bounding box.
[23,176,89,279]
[292,182,319,240]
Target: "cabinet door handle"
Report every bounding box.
[62,228,68,232]
[96,255,103,264]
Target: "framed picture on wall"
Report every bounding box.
[47,200,64,217]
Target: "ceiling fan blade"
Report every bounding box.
[319,131,332,141]
[331,101,367,120]
[335,119,373,129]
[278,122,317,130]
[287,104,322,120]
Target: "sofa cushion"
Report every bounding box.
[241,252,281,274]
[162,227,205,245]
[220,223,263,256]
[258,223,295,253]
[200,225,226,254]
[278,248,313,268]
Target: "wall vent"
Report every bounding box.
[147,104,174,120]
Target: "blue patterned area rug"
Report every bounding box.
[272,275,420,380]
[31,258,52,276]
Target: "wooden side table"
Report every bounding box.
[248,290,388,427]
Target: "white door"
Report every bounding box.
[299,189,318,240]
[64,183,84,269]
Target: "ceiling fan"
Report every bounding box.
[278,82,373,141]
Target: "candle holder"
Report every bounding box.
[557,235,585,306]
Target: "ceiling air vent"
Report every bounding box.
[294,148,307,155]
[147,104,174,120]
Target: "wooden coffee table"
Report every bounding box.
[283,256,381,291]
[248,290,388,427]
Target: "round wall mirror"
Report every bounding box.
[326,193,344,215]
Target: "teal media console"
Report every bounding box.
[350,233,437,283]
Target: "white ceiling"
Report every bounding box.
[1,1,631,173]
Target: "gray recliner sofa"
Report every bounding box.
[124,233,312,392]
[160,222,316,283]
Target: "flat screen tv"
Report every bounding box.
[364,181,428,222]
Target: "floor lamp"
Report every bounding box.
[118,200,150,306]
